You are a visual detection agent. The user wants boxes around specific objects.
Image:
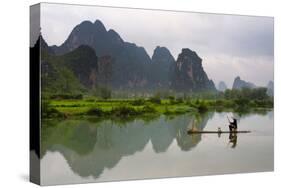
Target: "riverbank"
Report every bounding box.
[42,98,273,119]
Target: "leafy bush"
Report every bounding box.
[149,94,161,104]
[169,97,184,105]
[41,100,64,118]
[142,105,156,113]
[224,87,269,100]
[87,107,104,116]
[215,99,225,106]
[253,99,273,108]
[112,105,139,117]
[185,99,192,106]
[197,102,208,113]
[176,97,184,104]
[188,100,208,113]
[234,98,250,107]
[168,95,175,101]
[130,98,146,106]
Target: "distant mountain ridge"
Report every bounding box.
[51,20,152,89]
[217,81,227,92]
[231,77,273,97]
[42,19,216,93]
[232,76,256,90]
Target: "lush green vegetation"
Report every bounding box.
[41,89,272,120]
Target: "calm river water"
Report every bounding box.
[40,110,274,185]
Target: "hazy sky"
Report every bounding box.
[41,3,274,87]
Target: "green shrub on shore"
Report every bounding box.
[149,94,161,104]
[42,91,273,119]
[234,98,250,107]
[112,105,139,117]
[169,96,184,105]
[168,96,175,101]
[142,104,157,113]
[87,106,104,116]
[176,97,184,104]
[130,98,146,106]
[214,99,233,108]
[86,103,158,118]
[253,99,273,108]
[189,100,208,113]
[197,102,208,113]
[42,100,64,118]
[224,87,270,101]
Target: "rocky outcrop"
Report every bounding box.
[217,81,228,92]
[62,45,99,88]
[42,19,217,93]
[51,20,109,55]
[150,46,175,88]
[51,20,152,89]
[41,43,99,93]
[152,46,175,65]
[232,76,256,90]
[171,48,216,92]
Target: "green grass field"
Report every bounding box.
[49,99,192,115]
[42,97,273,119]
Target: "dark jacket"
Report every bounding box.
[231,119,237,129]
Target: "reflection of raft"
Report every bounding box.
[187,130,251,134]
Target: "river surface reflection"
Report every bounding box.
[40,111,273,185]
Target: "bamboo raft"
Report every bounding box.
[187,130,251,134]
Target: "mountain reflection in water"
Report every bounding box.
[41,113,213,178]
[41,111,273,185]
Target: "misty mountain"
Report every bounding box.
[150,46,175,88]
[41,42,99,94]
[171,48,216,92]
[217,81,228,92]
[232,76,256,90]
[40,19,216,93]
[51,20,151,89]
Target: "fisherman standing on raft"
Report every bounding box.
[228,117,238,132]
